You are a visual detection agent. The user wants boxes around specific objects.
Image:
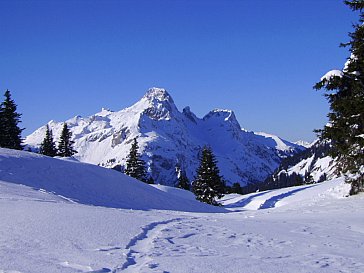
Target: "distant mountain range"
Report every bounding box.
[25,88,305,186]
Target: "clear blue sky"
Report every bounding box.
[0,0,357,142]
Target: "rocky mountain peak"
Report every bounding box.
[203,109,241,130]
[182,106,198,123]
[140,88,178,120]
[143,87,174,104]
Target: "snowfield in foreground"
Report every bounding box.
[0,149,363,273]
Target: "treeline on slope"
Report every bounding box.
[39,123,77,157]
[0,89,77,158]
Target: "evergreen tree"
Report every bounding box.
[314,0,364,194]
[39,125,57,157]
[57,123,77,157]
[177,172,190,191]
[125,137,147,182]
[192,146,224,205]
[0,90,24,150]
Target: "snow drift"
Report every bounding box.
[0,148,224,213]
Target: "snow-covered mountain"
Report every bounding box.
[294,140,312,148]
[25,88,305,186]
[278,140,337,182]
[257,140,339,192]
[279,141,338,182]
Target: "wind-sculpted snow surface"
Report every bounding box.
[0,148,224,213]
[25,88,304,186]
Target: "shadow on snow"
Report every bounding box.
[224,184,317,211]
[224,190,274,209]
[259,185,317,209]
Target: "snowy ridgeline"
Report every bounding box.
[24,88,305,187]
[1,148,363,273]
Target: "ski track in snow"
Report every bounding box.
[224,190,273,210]
[258,185,316,209]
[224,184,323,211]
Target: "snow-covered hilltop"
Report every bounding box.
[25,88,305,186]
[0,148,222,212]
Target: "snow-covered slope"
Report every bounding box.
[1,153,363,273]
[150,184,196,201]
[254,131,304,155]
[25,88,304,186]
[221,177,350,210]
[0,148,223,213]
[285,155,336,181]
[278,140,337,182]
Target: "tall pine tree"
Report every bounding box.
[0,90,24,150]
[314,0,364,194]
[58,123,77,157]
[125,137,147,182]
[39,125,57,157]
[193,146,224,205]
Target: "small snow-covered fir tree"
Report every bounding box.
[39,125,57,157]
[0,90,24,150]
[314,0,364,194]
[125,137,147,182]
[193,146,224,205]
[57,123,77,157]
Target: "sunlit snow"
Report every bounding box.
[0,149,363,273]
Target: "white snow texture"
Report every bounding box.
[0,148,363,273]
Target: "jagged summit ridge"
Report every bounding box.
[143,87,174,103]
[137,87,178,120]
[203,109,241,132]
[25,87,305,186]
